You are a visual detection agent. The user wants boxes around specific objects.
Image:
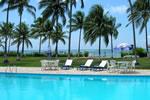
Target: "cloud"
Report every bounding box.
[106,5,128,14]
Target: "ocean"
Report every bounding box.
[24,49,121,58]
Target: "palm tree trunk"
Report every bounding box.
[145,24,149,56]
[68,1,73,58]
[78,29,82,57]
[111,34,113,58]
[16,13,22,60]
[39,36,42,54]
[8,38,11,53]
[16,42,20,61]
[55,42,58,58]
[17,43,20,54]
[128,0,137,61]
[4,36,8,55]
[48,37,51,58]
[48,37,51,49]
[4,3,10,55]
[99,35,101,57]
[22,39,25,55]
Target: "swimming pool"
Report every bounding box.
[0,73,150,100]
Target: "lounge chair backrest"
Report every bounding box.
[99,60,108,67]
[84,59,93,67]
[132,60,136,67]
[65,59,73,66]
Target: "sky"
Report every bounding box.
[0,0,149,51]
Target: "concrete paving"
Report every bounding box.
[0,67,150,76]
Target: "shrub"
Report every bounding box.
[84,51,89,57]
[133,48,147,57]
[121,51,133,57]
[33,52,46,57]
[0,51,17,56]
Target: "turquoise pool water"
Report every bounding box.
[0,73,150,100]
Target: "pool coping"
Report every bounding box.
[0,71,150,77]
[0,67,150,76]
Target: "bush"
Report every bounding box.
[24,52,46,57]
[133,48,147,57]
[33,52,46,57]
[121,52,133,57]
[84,51,89,57]
[121,48,147,58]
[0,51,17,56]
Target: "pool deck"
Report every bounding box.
[0,67,150,76]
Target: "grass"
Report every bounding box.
[0,56,150,69]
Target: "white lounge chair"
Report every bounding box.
[62,59,73,70]
[41,60,59,70]
[118,61,130,73]
[40,60,48,70]
[92,60,108,71]
[79,59,93,70]
[107,60,118,72]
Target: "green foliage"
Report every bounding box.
[84,51,89,57]
[39,0,67,25]
[7,0,36,18]
[12,22,33,54]
[121,51,133,57]
[0,51,17,56]
[25,53,46,57]
[133,48,147,57]
[121,48,147,57]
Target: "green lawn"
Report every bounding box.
[0,57,150,69]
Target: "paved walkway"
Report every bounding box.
[0,67,150,76]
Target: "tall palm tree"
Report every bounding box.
[65,0,84,58]
[31,17,46,54]
[12,22,33,55]
[127,0,138,60]
[39,0,67,56]
[52,24,67,57]
[108,16,121,58]
[84,4,109,57]
[70,11,85,57]
[129,0,150,56]
[7,0,36,56]
[0,0,16,54]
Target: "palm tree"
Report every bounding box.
[52,24,67,57]
[84,4,110,57]
[108,16,121,58]
[129,0,150,56]
[31,17,46,54]
[127,0,138,60]
[0,0,16,54]
[70,11,85,57]
[39,0,66,26]
[65,0,84,58]
[12,23,33,55]
[7,0,36,56]
[41,20,54,52]
[0,22,14,53]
